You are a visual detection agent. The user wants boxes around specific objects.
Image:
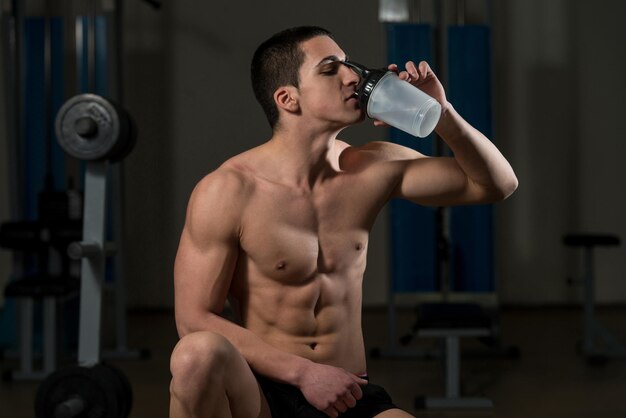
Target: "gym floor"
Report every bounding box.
[1,306,626,418]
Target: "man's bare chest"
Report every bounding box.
[238,181,371,283]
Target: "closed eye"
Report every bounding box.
[320,63,340,75]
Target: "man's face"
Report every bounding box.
[295,36,365,128]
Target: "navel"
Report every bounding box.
[309,342,318,350]
[355,242,363,251]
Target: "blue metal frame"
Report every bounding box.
[387,23,439,293]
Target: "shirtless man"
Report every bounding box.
[169,26,517,418]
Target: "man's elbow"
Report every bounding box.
[175,310,221,338]
[488,173,519,202]
[502,172,519,200]
[175,316,195,337]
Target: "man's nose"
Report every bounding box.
[341,64,361,85]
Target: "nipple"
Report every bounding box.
[276,261,286,270]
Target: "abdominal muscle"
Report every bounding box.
[230,266,368,376]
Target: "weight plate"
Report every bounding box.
[55,94,133,161]
[108,105,138,163]
[93,364,133,418]
[35,365,122,418]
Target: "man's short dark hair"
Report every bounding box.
[251,26,332,129]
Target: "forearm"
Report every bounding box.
[178,311,313,386]
[435,103,518,199]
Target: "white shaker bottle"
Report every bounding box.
[342,61,441,138]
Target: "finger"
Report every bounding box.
[388,63,399,73]
[405,60,418,79]
[324,407,339,418]
[351,374,369,385]
[333,399,349,413]
[343,393,357,408]
[349,382,364,400]
[418,61,431,79]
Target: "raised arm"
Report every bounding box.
[381,61,518,206]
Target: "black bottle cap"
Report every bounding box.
[341,60,389,111]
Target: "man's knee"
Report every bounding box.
[170,331,235,393]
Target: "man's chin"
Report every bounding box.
[332,110,367,131]
[352,111,367,124]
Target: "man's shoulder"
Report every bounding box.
[193,159,254,204]
[184,160,254,239]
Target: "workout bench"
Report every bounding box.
[413,302,494,409]
[563,233,626,363]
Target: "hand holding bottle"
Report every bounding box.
[341,60,442,138]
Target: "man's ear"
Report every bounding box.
[274,86,300,113]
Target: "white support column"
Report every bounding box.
[78,161,108,366]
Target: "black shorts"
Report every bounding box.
[255,374,398,418]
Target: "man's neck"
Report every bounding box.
[265,128,343,192]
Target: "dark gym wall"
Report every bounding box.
[117,0,626,309]
[492,0,626,305]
